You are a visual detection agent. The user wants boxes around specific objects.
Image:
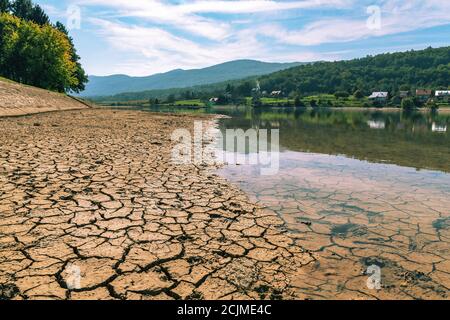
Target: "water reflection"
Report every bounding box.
[367,120,386,129]
[211,107,450,299]
[432,123,447,133]
[141,105,450,172]
[138,105,450,299]
[211,107,450,173]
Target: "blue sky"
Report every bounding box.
[38,0,450,76]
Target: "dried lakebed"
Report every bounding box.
[0,109,315,300]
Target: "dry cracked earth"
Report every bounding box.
[0,109,316,300]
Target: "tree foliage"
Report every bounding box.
[0,13,78,91]
[10,0,32,20]
[353,90,364,99]
[0,0,10,13]
[29,4,49,25]
[54,21,88,93]
[258,47,450,96]
[0,1,87,93]
[401,97,416,111]
[94,47,450,104]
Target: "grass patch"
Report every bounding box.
[0,76,17,84]
[174,99,205,107]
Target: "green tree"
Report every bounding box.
[294,96,305,107]
[149,98,159,106]
[0,0,10,13]
[425,100,439,111]
[225,83,233,94]
[353,90,364,99]
[334,91,349,99]
[29,4,49,25]
[54,21,88,93]
[401,97,416,111]
[0,12,20,77]
[1,1,88,93]
[390,95,402,106]
[236,81,252,97]
[166,94,176,104]
[0,13,79,92]
[399,84,410,91]
[11,0,32,20]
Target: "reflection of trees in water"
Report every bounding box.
[217,108,450,173]
[231,107,450,132]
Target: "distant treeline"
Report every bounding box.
[258,46,450,96]
[91,78,257,103]
[0,0,87,93]
[93,46,450,104]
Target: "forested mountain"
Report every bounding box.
[258,46,450,96]
[0,0,87,93]
[91,77,256,103]
[93,47,450,104]
[82,60,304,97]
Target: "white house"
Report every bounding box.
[369,92,388,99]
[209,97,219,103]
[270,91,282,96]
[399,91,410,98]
[368,92,388,103]
[435,90,450,97]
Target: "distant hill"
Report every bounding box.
[92,47,450,104]
[81,60,304,97]
[257,46,450,96]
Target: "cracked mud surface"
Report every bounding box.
[0,109,315,300]
[220,152,450,299]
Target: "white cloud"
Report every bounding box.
[259,0,450,45]
[178,0,352,14]
[75,0,352,40]
[89,18,332,75]
[65,0,450,75]
[76,0,229,40]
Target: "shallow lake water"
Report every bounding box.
[142,106,450,299]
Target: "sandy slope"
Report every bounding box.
[0,78,91,117]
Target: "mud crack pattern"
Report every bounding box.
[0,110,315,300]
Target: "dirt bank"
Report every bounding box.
[0,79,91,117]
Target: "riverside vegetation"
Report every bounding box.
[92,46,450,110]
[0,0,88,93]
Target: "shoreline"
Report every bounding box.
[98,104,450,114]
[0,109,315,300]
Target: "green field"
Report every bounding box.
[174,99,205,107]
[253,94,370,107]
[99,94,450,109]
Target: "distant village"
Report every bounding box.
[368,89,450,104]
[207,87,450,109]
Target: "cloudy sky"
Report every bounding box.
[40,0,450,76]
